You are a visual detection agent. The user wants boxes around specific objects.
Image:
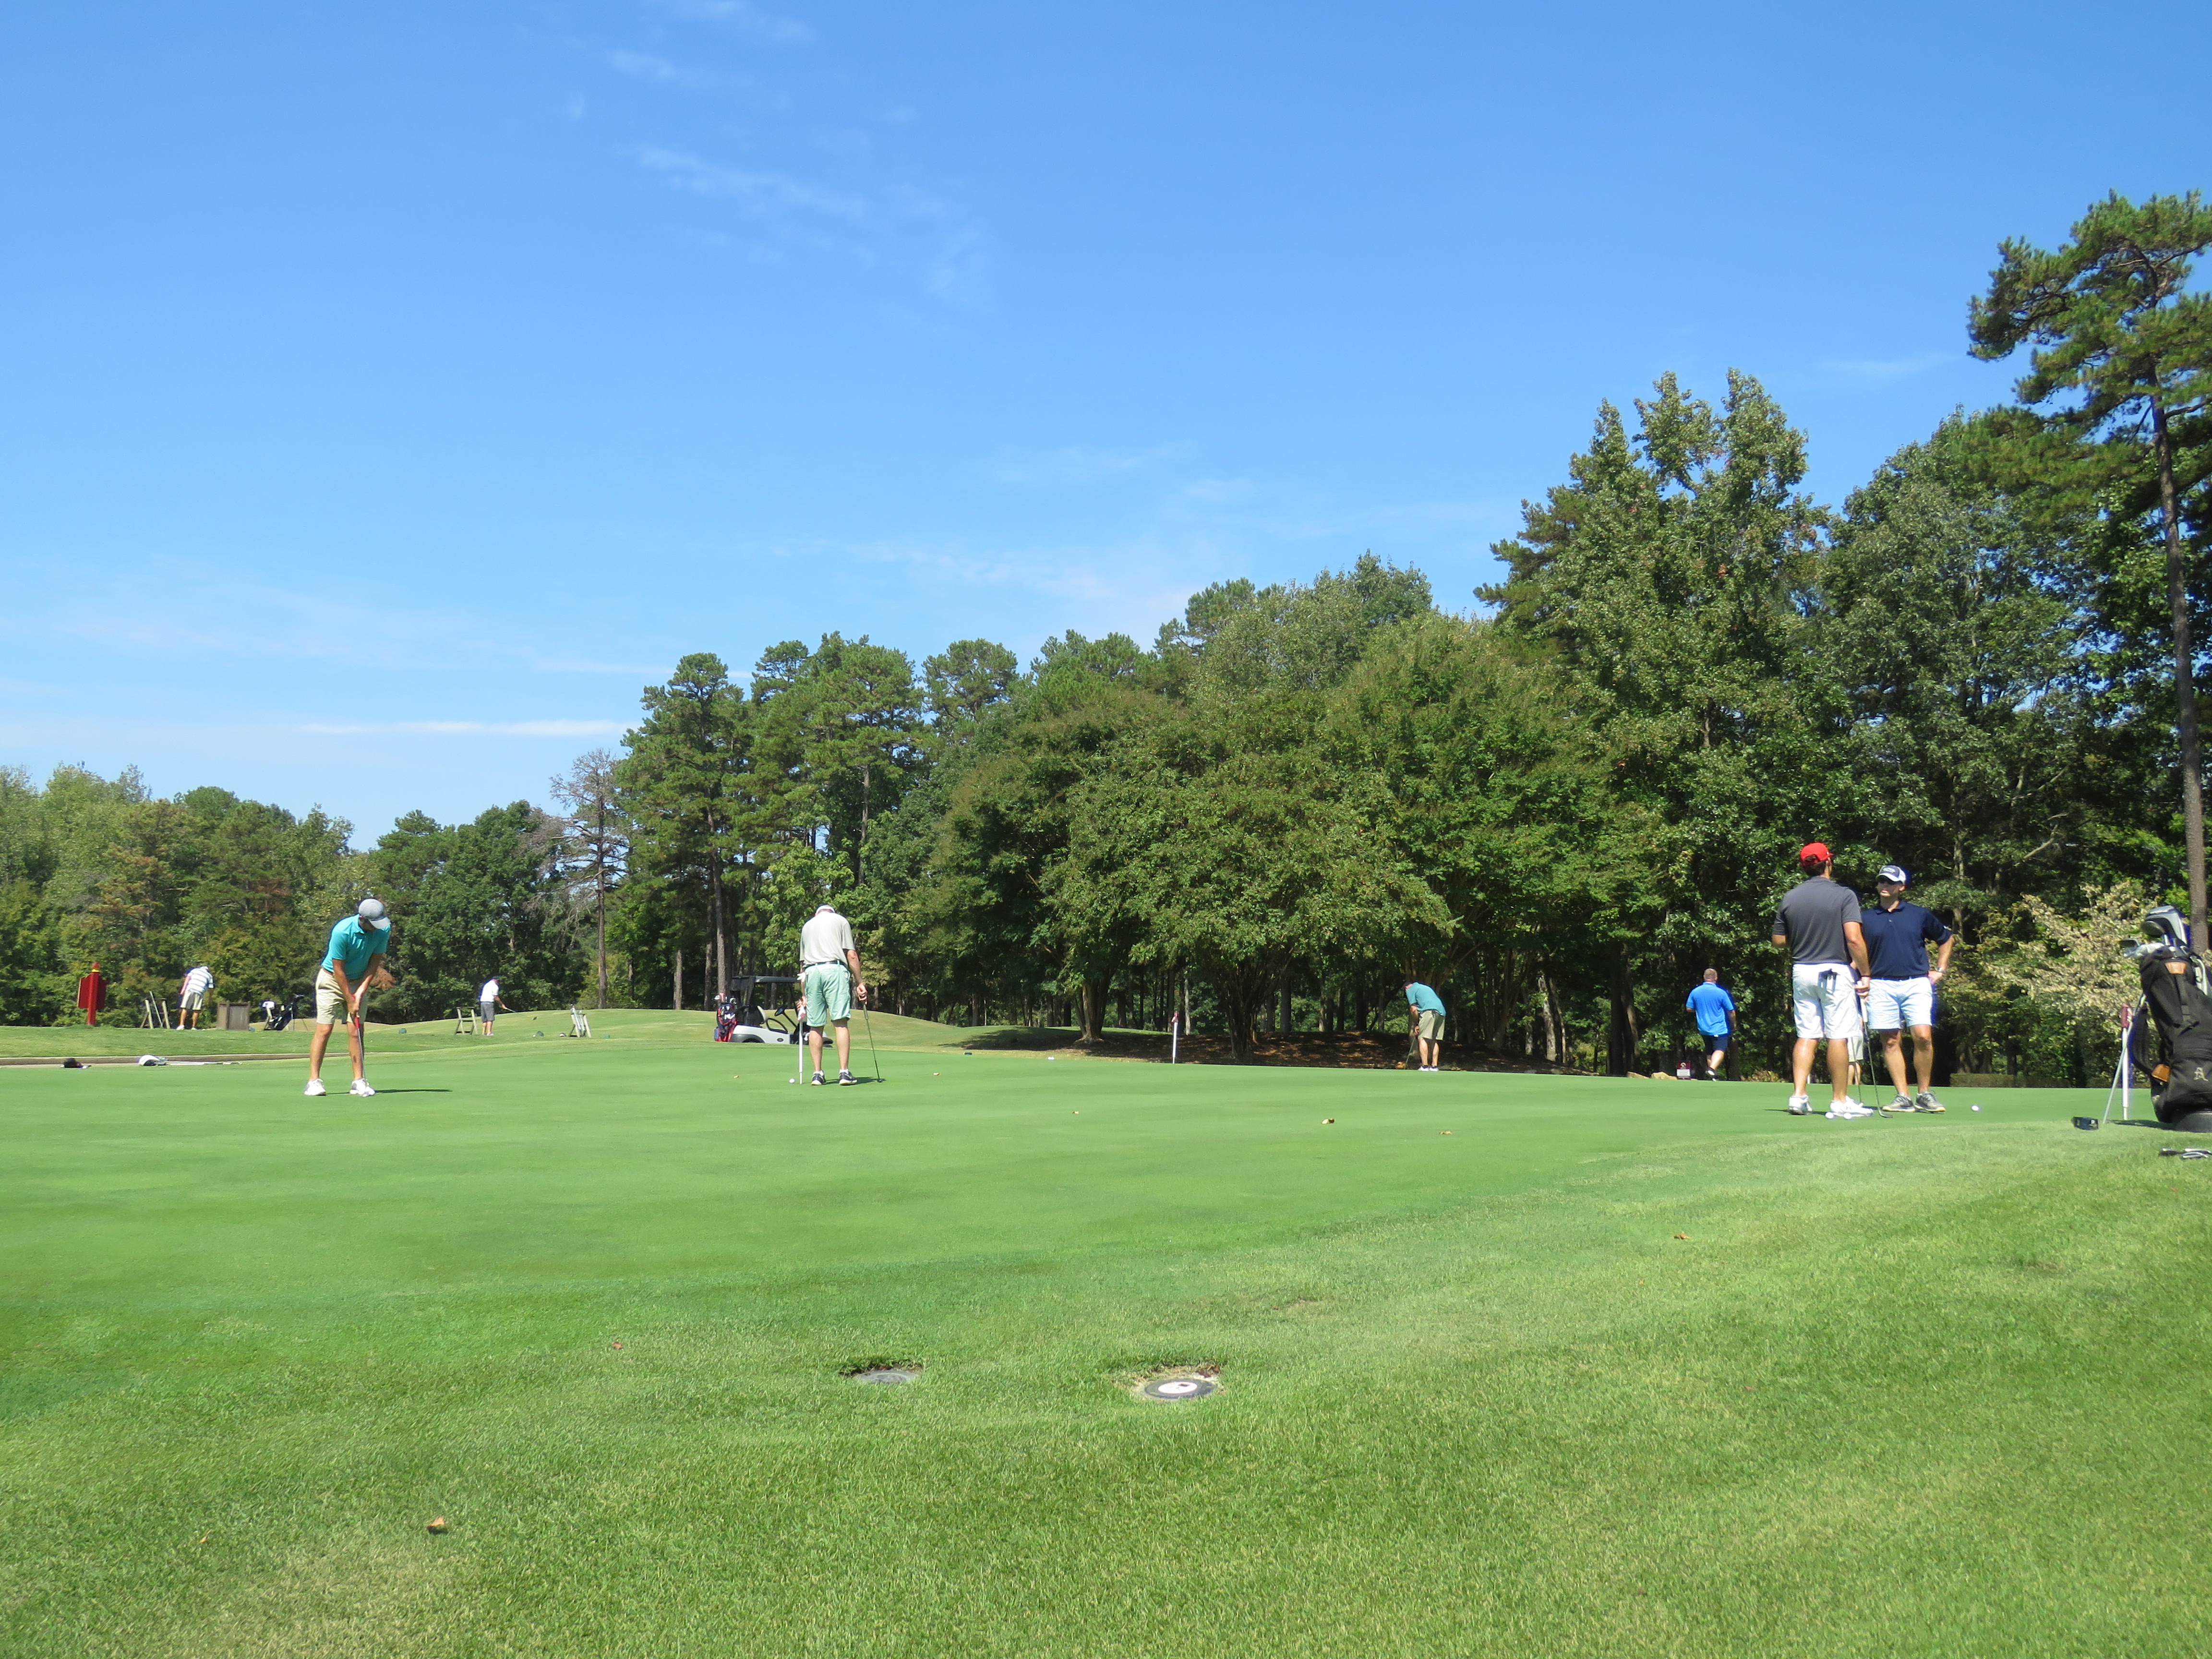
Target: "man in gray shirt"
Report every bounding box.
[1770,841,1873,1119]
[798,903,868,1085]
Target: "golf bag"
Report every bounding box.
[262,996,301,1034]
[2127,907,2212,1131]
[714,992,740,1043]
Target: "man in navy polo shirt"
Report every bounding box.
[1860,864,1955,1113]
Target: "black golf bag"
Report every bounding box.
[2130,955,2212,1132]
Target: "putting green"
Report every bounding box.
[3,1033,2207,1656]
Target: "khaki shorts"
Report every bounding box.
[180,990,206,1012]
[1416,1008,1445,1041]
[313,970,358,1025]
[803,962,852,1028]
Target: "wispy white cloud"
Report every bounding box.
[1812,350,1955,387]
[636,145,869,220]
[599,48,787,108]
[720,476,1518,644]
[991,444,1191,486]
[296,720,628,738]
[632,145,991,304]
[647,0,813,45]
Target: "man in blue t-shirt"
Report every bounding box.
[1684,969,1736,1080]
[1859,864,1955,1112]
[1405,980,1447,1072]
[306,898,392,1100]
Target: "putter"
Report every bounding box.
[862,999,882,1082]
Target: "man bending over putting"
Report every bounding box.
[306,898,391,1098]
[799,902,867,1086]
[1405,979,1447,1072]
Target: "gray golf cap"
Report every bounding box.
[357,896,393,931]
[1878,865,1909,886]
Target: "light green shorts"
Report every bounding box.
[803,962,852,1028]
[1416,1008,1445,1042]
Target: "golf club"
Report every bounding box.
[861,991,882,1082]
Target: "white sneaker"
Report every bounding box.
[303,1078,326,1097]
[1826,1098,1874,1119]
[349,1079,376,1097]
[1786,1095,1812,1115]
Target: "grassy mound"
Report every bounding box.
[3,1042,2206,1655]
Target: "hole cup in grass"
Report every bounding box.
[1132,1363,1221,1402]
[842,1356,924,1385]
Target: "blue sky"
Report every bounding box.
[3,0,2208,841]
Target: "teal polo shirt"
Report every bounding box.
[1406,982,1446,1015]
[322,916,390,979]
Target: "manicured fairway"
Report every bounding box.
[4,1030,2208,1657]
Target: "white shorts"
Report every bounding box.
[180,990,206,1012]
[1866,977,1934,1032]
[1791,963,1863,1041]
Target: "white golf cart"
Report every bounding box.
[719,974,800,1045]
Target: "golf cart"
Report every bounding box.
[718,974,800,1045]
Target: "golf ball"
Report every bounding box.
[1972,1103,1981,1111]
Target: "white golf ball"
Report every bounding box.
[1972,1103,1981,1111]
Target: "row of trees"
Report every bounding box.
[8,192,2207,1082]
[0,769,582,1028]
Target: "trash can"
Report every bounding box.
[218,1002,252,1031]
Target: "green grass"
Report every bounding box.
[3,1027,2208,1656]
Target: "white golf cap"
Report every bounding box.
[1878,865,1909,885]
[358,896,392,930]
[817,903,836,912]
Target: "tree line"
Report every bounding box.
[4,192,2206,1081]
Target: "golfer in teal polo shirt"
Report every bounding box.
[1406,979,1447,1072]
[306,898,391,1100]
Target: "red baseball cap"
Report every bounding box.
[1798,842,1832,865]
